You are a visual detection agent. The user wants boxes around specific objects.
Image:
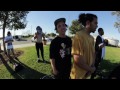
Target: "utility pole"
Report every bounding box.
[14,29,16,39]
[31,25,32,35]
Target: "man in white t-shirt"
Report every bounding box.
[91,28,106,79]
[4,31,16,61]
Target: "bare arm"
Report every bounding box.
[73,54,95,73]
[50,59,58,75]
[42,33,45,39]
[34,33,37,39]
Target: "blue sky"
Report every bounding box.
[0,11,120,41]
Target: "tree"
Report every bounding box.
[0,11,29,53]
[46,33,56,37]
[69,19,84,35]
[46,33,51,37]
[112,11,120,33]
[50,33,56,37]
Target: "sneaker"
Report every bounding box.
[37,58,40,63]
[14,57,19,60]
[43,60,47,63]
[9,60,12,64]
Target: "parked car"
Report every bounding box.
[31,37,53,44]
[13,35,22,41]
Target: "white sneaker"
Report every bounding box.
[37,58,40,63]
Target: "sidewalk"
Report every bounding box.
[1,42,50,50]
[1,43,35,50]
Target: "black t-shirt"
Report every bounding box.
[50,36,72,72]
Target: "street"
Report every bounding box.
[0,38,51,50]
[0,38,35,49]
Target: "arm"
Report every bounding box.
[73,54,95,73]
[50,59,58,75]
[7,39,14,43]
[99,43,105,48]
[72,34,95,73]
[49,40,58,75]
[92,37,96,66]
[34,33,37,39]
[42,33,45,39]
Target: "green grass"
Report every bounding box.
[99,46,120,77]
[0,45,51,79]
[0,46,120,79]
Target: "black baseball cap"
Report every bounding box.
[54,18,67,30]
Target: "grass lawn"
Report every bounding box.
[0,45,51,79]
[0,45,120,79]
[99,46,120,77]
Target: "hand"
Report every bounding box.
[100,43,105,48]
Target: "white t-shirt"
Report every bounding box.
[4,35,13,49]
[98,35,105,59]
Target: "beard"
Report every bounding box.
[90,29,95,33]
[91,27,97,33]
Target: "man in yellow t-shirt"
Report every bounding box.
[70,13,98,79]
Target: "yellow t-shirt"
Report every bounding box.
[70,30,95,79]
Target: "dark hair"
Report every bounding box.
[78,13,97,26]
[98,28,103,32]
[7,31,11,35]
[36,26,42,31]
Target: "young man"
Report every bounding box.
[70,13,98,79]
[34,26,46,63]
[50,18,72,79]
[91,28,106,79]
[4,31,16,62]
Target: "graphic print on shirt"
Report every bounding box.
[59,43,66,58]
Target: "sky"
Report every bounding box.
[0,11,120,41]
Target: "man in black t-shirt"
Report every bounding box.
[50,18,72,79]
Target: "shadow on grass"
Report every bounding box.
[0,54,47,79]
[37,59,50,64]
[96,59,120,78]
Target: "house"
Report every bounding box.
[93,35,119,47]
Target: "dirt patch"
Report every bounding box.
[0,50,24,65]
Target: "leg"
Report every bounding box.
[36,43,40,58]
[63,71,71,79]
[7,49,11,58]
[11,48,16,58]
[7,49,12,63]
[63,67,71,79]
[40,43,45,61]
